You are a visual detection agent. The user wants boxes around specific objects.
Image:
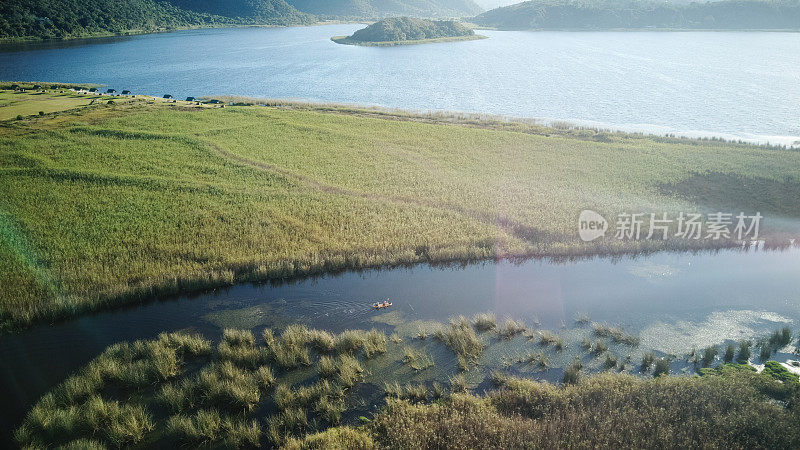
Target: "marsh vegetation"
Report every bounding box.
[3,91,800,331]
[16,318,800,447]
[15,315,800,448]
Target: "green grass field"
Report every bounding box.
[0,84,128,120]
[2,91,800,330]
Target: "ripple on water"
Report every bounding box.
[639,310,793,355]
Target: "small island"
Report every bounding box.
[332,17,486,46]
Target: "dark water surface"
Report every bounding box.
[1,247,799,438]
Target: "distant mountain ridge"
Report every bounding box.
[169,0,311,23]
[0,0,482,41]
[287,0,483,18]
[0,0,313,41]
[473,0,800,30]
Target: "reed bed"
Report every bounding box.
[434,316,485,370]
[472,312,497,332]
[592,323,640,347]
[497,319,526,340]
[18,322,800,448]
[3,93,799,331]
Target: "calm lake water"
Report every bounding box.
[2,25,800,145]
[2,247,800,437]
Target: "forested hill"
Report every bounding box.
[0,0,484,41]
[286,0,483,18]
[169,0,310,22]
[473,0,800,30]
[0,0,314,41]
[347,16,476,41]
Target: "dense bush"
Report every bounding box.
[366,372,800,448]
[286,0,482,19]
[0,0,312,41]
[474,0,800,30]
[348,16,474,42]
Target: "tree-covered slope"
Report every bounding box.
[287,0,483,18]
[473,0,800,30]
[347,16,475,41]
[169,0,312,23]
[0,0,313,41]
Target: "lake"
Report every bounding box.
[1,25,799,145]
[2,246,800,439]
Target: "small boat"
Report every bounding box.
[372,299,392,309]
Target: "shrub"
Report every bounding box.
[255,365,275,389]
[308,329,336,352]
[435,316,484,367]
[370,371,800,449]
[653,358,670,377]
[363,329,387,358]
[473,312,497,332]
[166,362,262,412]
[593,323,640,346]
[267,408,308,445]
[59,439,107,450]
[283,426,375,450]
[385,383,427,403]
[538,330,558,346]
[498,319,526,340]
[402,346,433,371]
[267,326,312,369]
[218,341,265,370]
[222,328,255,347]
[604,354,618,370]
[166,409,259,447]
[157,332,211,356]
[762,361,799,385]
[724,344,735,363]
[318,355,338,379]
[768,327,793,350]
[641,352,655,372]
[335,330,367,354]
[315,394,346,425]
[760,343,772,361]
[737,340,752,364]
[592,340,608,356]
[563,358,582,385]
[336,354,364,388]
[702,346,718,367]
[449,374,468,393]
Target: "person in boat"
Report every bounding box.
[372,299,392,308]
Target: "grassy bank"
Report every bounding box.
[15,325,800,448]
[2,90,800,330]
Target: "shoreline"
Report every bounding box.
[331,34,487,46]
[472,25,800,32]
[0,20,361,46]
[2,88,800,332]
[5,23,799,46]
